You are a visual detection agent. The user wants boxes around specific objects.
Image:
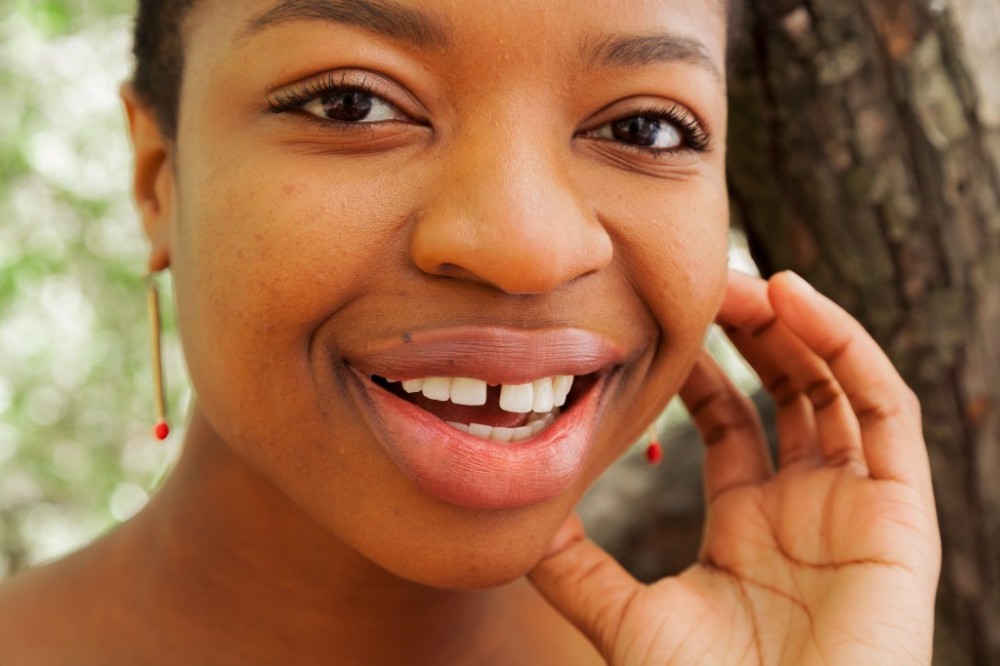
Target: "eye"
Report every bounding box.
[582,104,711,154]
[592,116,682,150]
[300,89,406,124]
[267,73,413,127]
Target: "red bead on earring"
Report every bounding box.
[645,425,663,465]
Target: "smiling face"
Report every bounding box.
[137,0,730,588]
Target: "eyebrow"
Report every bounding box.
[583,33,722,80]
[241,0,451,49]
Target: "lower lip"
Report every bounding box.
[349,369,607,510]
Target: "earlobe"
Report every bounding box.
[121,83,174,273]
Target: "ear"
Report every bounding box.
[121,83,174,273]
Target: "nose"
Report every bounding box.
[410,132,613,295]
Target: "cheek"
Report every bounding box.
[594,175,729,440]
[649,190,729,364]
[184,168,403,310]
[654,190,730,325]
[602,176,730,333]
[168,157,416,431]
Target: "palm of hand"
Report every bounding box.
[634,466,937,665]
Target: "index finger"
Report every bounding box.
[765,272,931,491]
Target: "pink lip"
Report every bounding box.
[345,326,625,384]
[342,327,624,510]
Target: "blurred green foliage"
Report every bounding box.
[0,1,186,576]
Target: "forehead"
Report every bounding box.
[186,0,728,71]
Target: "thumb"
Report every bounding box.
[527,514,642,659]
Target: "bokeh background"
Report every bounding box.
[0,0,189,575]
[0,0,759,578]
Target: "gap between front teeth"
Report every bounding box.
[399,375,574,413]
[447,412,558,443]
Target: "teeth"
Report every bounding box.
[387,375,577,411]
[422,377,452,401]
[512,425,533,440]
[499,383,534,413]
[469,423,493,439]
[553,375,574,407]
[490,427,515,443]
[449,377,488,406]
[532,378,554,413]
[445,412,559,443]
[402,379,424,394]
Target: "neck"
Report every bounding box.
[116,409,521,663]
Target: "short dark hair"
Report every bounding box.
[131,0,741,140]
[131,0,195,140]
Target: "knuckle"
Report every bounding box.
[768,375,800,407]
[805,377,843,411]
[854,399,904,427]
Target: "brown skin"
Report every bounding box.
[0,1,940,664]
[162,0,728,592]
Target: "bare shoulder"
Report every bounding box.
[0,561,81,664]
[0,542,131,665]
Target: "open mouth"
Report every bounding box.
[370,373,595,443]
[342,326,625,509]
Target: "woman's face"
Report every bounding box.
[156,0,729,587]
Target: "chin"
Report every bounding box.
[345,492,575,591]
[380,541,548,591]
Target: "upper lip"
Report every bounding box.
[343,326,626,384]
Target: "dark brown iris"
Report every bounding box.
[611,117,662,147]
[319,90,374,122]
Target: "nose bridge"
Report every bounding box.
[459,127,563,243]
[410,116,612,295]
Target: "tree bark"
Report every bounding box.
[726,0,1000,662]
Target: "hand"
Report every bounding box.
[529,271,941,665]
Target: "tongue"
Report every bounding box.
[403,386,533,428]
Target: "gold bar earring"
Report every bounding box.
[146,275,170,440]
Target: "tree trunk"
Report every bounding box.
[726,0,1000,662]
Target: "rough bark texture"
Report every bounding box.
[728,0,1000,663]
[582,1,999,663]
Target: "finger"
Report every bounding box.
[527,514,640,659]
[680,351,773,502]
[768,272,930,489]
[719,271,866,470]
[724,326,821,468]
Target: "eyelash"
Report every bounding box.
[267,73,407,124]
[268,76,711,154]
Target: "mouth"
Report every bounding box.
[343,327,624,510]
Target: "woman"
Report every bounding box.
[0,0,941,663]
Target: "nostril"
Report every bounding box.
[432,263,489,286]
[410,195,612,294]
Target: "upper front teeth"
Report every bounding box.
[397,375,575,413]
[450,377,488,406]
